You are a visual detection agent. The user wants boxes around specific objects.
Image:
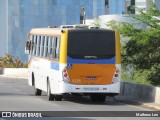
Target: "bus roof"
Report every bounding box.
[29,28,115,36]
[29,28,63,36]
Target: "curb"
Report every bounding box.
[115,96,160,111]
[0,75,28,79]
[0,68,28,78]
[2,68,28,76]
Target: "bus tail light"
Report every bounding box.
[112,68,120,84]
[114,74,118,77]
[62,68,70,83]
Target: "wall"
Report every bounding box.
[120,81,160,104]
[2,68,28,77]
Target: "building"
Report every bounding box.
[105,0,135,14]
[86,14,147,29]
[105,0,160,15]
[0,0,105,62]
[135,0,160,13]
[105,0,126,14]
[87,0,159,28]
[135,0,151,13]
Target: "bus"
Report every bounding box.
[25,26,121,102]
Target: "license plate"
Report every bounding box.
[86,76,96,80]
[83,87,99,91]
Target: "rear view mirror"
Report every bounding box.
[25,40,31,54]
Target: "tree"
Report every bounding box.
[108,3,160,86]
[92,18,101,27]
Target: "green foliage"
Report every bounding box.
[122,67,154,86]
[0,54,28,68]
[92,18,101,27]
[108,3,160,86]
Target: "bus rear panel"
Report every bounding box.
[59,29,121,96]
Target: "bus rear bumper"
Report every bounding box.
[58,81,121,94]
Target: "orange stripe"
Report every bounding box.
[67,64,116,85]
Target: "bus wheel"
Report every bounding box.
[33,73,42,96]
[90,94,106,102]
[34,87,42,96]
[55,95,63,101]
[47,81,54,101]
[98,94,106,102]
[90,94,97,102]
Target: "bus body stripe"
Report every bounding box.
[50,62,59,70]
[115,31,121,64]
[60,30,68,64]
[67,56,115,64]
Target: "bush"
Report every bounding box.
[0,54,28,68]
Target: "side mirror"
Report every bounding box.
[25,40,31,54]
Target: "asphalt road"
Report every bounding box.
[0,76,159,120]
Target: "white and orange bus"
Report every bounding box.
[25,25,121,102]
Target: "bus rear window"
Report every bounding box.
[67,30,115,59]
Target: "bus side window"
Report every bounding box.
[51,37,56,59]
[53,37,57,59]
[36,36,40,56]
[44,36,48,58]
[47,37,51,58]
[31,35,34,55]
[40,36,43,57]
[40,36,45,57]
[32,35,37,56]
[43,36,46,57]
[49,37,53,58]
[38,36,41,57]
[56,37,60,60]
[35,36,38,56]
[48,36,60,60]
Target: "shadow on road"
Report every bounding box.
[62,95,125,106]
[0,93,35,96]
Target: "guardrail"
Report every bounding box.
[120,81,160,104]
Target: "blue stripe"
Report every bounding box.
[50,62,59,70]
[67,56,115,64]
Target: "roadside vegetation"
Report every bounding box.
[107,3,160,86]
[0,54,27,68]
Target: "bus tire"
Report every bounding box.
[90,94,97,102]
[32,73,35,86]
[35,87,42,96]
[55,95,63,101]
[98,94,106,102]
[90,94,106,102]
[47,81,55,101]
[32,73,42,96]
